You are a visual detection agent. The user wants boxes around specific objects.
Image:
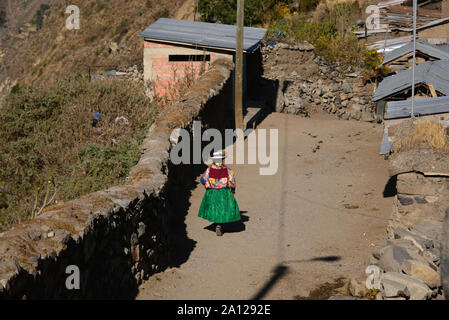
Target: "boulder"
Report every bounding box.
[381,278,410,298]
[409,220,442,249]
[394,227,433,250]
[401,259,440,288]
[381,272,432,300]
[375,245,414,272]
[349,278,369,297]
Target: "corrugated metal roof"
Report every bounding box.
[385,96,449,119]
[372,60,449,101]
[437,44,449,53]
[382,39,449,65]
[377,0,407,8]
[354,16,449,37]
[417,16,449,31]
[138,18,267,52]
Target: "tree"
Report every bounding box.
[198,0,292,26]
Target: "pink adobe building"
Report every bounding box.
[138,18,267,99]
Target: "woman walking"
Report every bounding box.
[198,150,241,236]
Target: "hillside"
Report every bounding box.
[0,0,196,99]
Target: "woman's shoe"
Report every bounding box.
[216,224,223,236]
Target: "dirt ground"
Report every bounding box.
[137,110,393,300]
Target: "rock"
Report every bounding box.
[397,195,414,206]
[409,220,442,248]
[137,222,146,238]
[423,248,440,265]
[401,259,440,288]
[27,231,42,241]
[381,272,432,300]
[376,245,414,272]
[47,231,55,238]
[342,82,352,94]
[381,278,410,298]
[53,229,71,243]
[350,103,363,113]
[0,279,9,292]
[287,105,298,114]
[394,227,433,250]
[360,111,374,122]
[109,41,119,53]
[28,256,39,264]
[414,196,427,204]
[350,111,361,120]
[349,278,368,297]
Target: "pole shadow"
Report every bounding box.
[250,256,342,300]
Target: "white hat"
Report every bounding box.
[211,150,226,162]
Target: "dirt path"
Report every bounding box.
[137,111,393,300]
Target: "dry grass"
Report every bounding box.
[0,0,188,96]
[392,118,449,154]
[163,60,208,104]
[0,76,160,230]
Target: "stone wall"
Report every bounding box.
[261,41,376,121]
[0,58,234,299]
[343,147,448,300]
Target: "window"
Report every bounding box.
[168,55,211,62]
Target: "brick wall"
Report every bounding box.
[144,41,223,99]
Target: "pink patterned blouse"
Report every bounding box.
[200,164,236,191]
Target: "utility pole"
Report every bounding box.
[411,0,417,118]
[235,0,244,130]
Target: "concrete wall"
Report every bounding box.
[143,40,232,99]
[0,59,234,299]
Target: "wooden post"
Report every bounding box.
[235,0,244,130]
[428,84,437,98]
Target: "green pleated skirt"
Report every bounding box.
[198,188,241,223]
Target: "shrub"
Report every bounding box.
[267,2,383,75]
[0,76,160,230]
[31,4,51,30]
[198,0,293,26]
